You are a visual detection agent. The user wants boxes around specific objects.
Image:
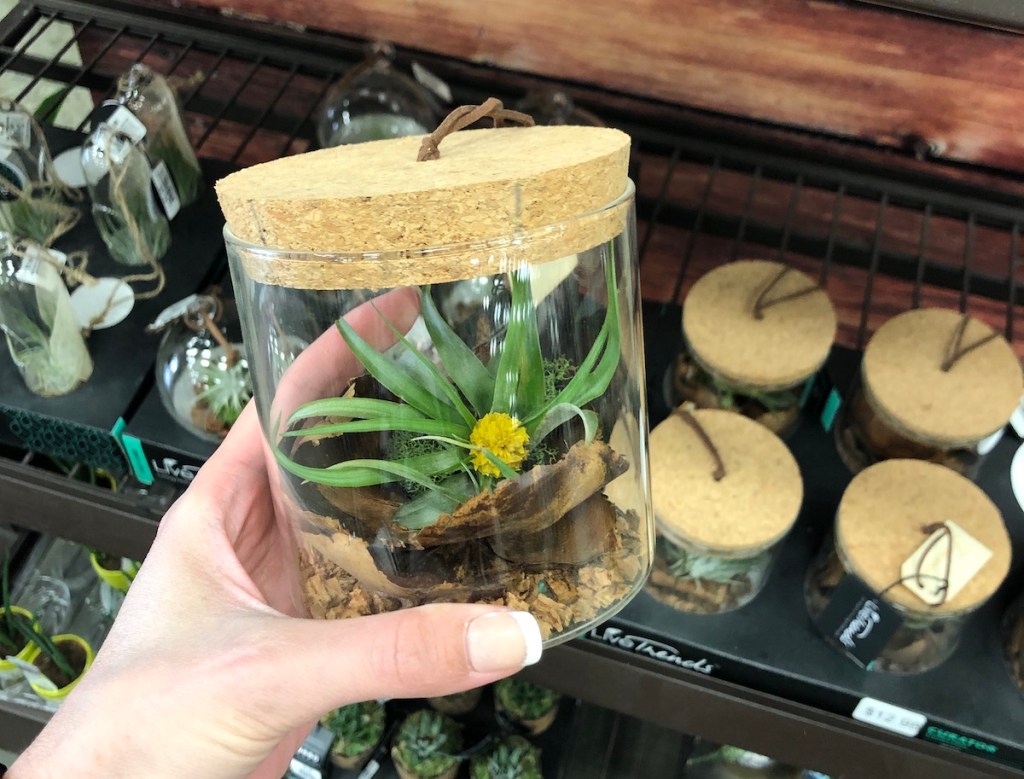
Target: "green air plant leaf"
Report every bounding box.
[34,89,67,122]
[531,402,599,446]
[393,474,474,529]
[287,397,431,425]
[492,268,544,417]
[421,287,494,414]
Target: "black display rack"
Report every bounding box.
[0,2,1022,777]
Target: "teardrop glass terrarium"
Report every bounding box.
[219,117,653,644]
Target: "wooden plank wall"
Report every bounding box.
[166,0,1024,174]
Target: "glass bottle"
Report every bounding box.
[81,123,170,267]
[113,63,203,207]
[516,89,605,126]
[0,99,78,245]
[0,232,93,396]
[316,43,438,148]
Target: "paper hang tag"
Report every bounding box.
[148,293,200,332]
[15,245,67,291]
[0,110,32,149]
[104,105,147,144]
[70,277,135,330]
[150,160,181,220]
[4,657,57,691]
[814,575,903,668]
[900,520,992,607]
[411,61,453,104]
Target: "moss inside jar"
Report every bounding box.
[645,408,803,615]
[671,260,836,437]
[836,308,1022,478]
[805,459,1011,674]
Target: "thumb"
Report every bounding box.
[253,604,543,729]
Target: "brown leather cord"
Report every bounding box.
[673,407,726,481]
[877,522,953,607]
[751,265,820,320]
[417,97,535,162]
[941,312,998,372]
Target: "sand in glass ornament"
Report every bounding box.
[82,124,170,270]
[0,233,92,396]
[316,42,438,148]
[0,100,80,246]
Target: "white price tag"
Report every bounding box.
[15,245,66,291]
[148,293,200,332]
[356,759,381,779]
[412,61,452,104]
[286,758,321,779]
[151,160,181,219]
[852,697,926,737]
[105,105,147,144]
[0,110,31,149]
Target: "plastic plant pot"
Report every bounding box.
[89,551,136,593]
[21,632,94,701]
[0,606,39,687]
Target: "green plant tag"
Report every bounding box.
[820,388,842,432]
[111,418,154,485]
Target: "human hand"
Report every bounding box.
[10,290,543,779]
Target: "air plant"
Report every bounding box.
[470,735,542,779]
[192,346,251,427]
[663,540,770,587]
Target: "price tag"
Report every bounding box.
[105,105,147,144]
[852,697,927,737]
[356,759,381,779]
[151,160,181,219]
[900,520,991,606]
[147,293,200,332]
[412,61,453,104]
[286,758,321,779]
[15,246,66,291]
[0,110,32,149]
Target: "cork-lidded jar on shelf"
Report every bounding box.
[216,101,653,646]
[670,259,837,437]
[645,408,803,615]
[836,308,1023,478]
[806,459,1012,674]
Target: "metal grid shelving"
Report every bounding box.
[1,1,1023,776]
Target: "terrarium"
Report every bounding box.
[670,260,836,437]
[835,308,1022,478]
[218,112,652,644]
[645,408,802,614]
[316,42,437,148]
[806,459,1011,673]
[155,293,252,441]
[0,233,93,396]
[81,123,170,267]
[111,63,204,208]
[0,99,79,245]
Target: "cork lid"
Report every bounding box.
[649,408,803,553]
[682,260,837,390]
[837,459,1011,614]
[216,123,631,289]
[862,308,1023,445]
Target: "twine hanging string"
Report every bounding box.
[417,98,535,162]
[876,522,953,607]
[751,265,820,320]
[673,406,726,481]
[10,243,95,289]
[940,313,998,372]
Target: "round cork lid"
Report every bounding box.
[649,408,803,553]
[216,124,631,289]
[837,459,1010,614]
[682,260,837,390]
[863,308,1023,444]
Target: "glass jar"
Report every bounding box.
[81,123,170,267]
[0,99,78,245]
[806,459,1011,673]
[645,409,802,615]
[672,260,836,438]
[155,293,252,441]
[316,43,437,148]
[113,63,203,207]
[220,122,651,645]
[0,233,92,396]
[515,89,604,126]
[835,308,1021,478]
[1004,593,1024,695]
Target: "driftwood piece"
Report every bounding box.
[411,440,628,546]
[490,493,619,569]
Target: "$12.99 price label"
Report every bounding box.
[852,697,927,738]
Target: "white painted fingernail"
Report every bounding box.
[466,611,544,673]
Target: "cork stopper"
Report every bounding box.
[862,308,1023,445]
[682,260,836,390]
[649,409,803,554]
[837,459,1010,614]
[216,124,632,289]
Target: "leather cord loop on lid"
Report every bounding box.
[751,265,820,321]
[417,97,535,162]
[941,312,998,372]
[673,407,726,482]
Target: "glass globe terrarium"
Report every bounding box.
[217,112,653,644]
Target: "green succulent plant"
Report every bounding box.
[392,709,462,777]
[321,700,386,758]
[662,539,769,586]
[494,679,560,721]
[471,735,542,779]
[274,257,621,530]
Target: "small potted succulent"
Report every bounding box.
[470,734,543,779]
[428,686,483,716]
[320,699,386,769]
[391,709,463,779]
[493,679,561,736]
[89,548,139,593]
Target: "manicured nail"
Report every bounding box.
[466,611,543,673]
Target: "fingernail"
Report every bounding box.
[466,611,543,673]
